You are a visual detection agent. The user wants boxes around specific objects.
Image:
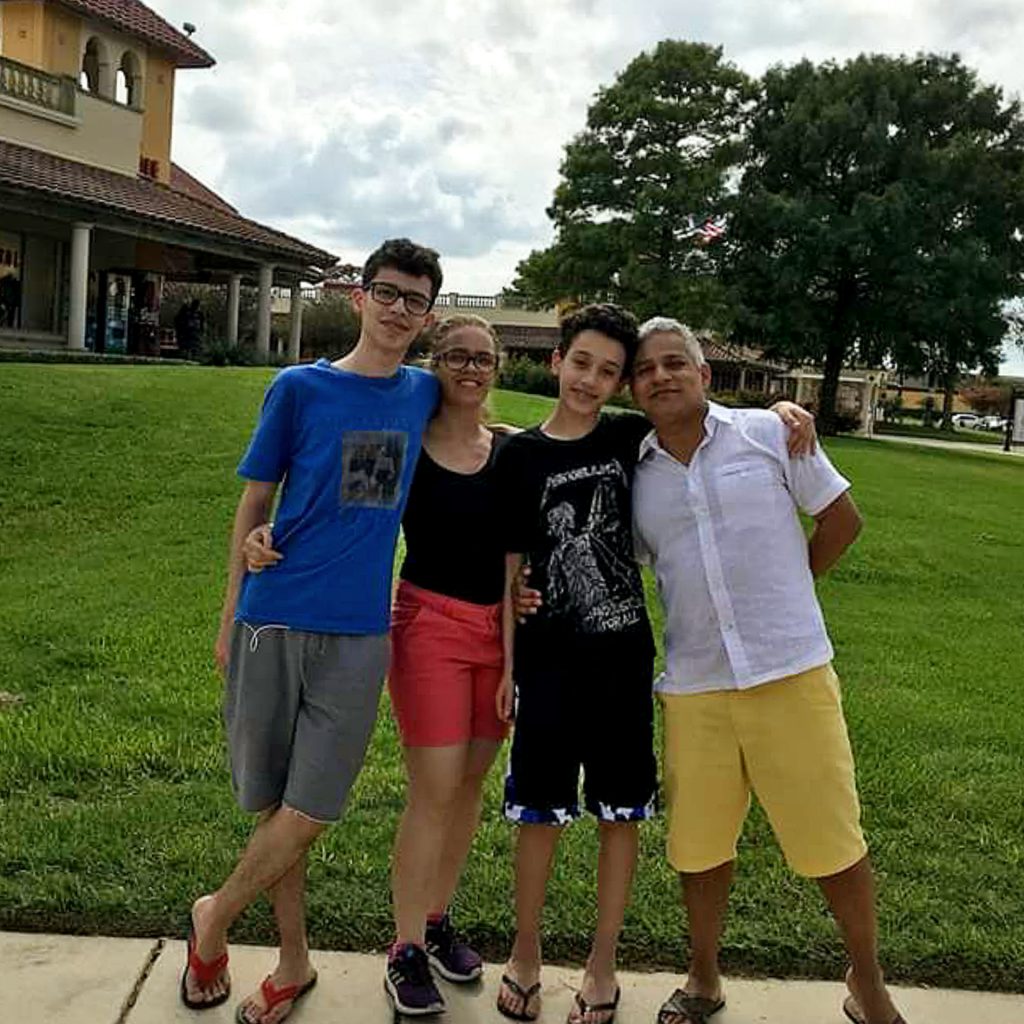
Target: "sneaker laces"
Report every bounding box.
[392,943,432,986]
[427,915,454,953]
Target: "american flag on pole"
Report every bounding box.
[696,216,726,244]
[682,214,727,244]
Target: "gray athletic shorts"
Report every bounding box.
[223,621,390,823]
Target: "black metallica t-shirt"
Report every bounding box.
[496,413,653,646]
[399,432,511,606]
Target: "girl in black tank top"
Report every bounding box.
[384,314,513,1013]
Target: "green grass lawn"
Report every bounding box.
[1,365,1022,991]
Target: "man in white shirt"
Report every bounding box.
[630,319,906,1024]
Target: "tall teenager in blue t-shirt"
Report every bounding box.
[245,315,515,1017]
[181,239,443,1024]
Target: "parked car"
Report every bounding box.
[977,415,1008,431]
[951,413,981,428]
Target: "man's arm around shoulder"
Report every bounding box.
[809,491,862,577]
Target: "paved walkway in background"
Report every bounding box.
[3,931,1021,1024]
[872,433,1024,456]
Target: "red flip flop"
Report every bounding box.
[180,927,231,1010]
[236,973,318,1024]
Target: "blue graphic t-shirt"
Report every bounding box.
[236,358,440,634]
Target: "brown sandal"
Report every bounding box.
[656,988,725,1024]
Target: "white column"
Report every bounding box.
[256,264,274,359]
[226,274,241,346]
[288,282,303,364]
[67,223,92,350]
[860,379,876,436]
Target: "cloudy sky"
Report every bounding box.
[156,0,1024,372]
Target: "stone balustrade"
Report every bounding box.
[0,56,76,117]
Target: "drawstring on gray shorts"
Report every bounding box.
[243,622,289,653]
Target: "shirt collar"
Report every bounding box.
[639,401,734,462]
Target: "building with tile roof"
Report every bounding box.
[0,0,335,357]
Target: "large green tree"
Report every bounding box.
[512,40,754,324]
[727,53,1024,432]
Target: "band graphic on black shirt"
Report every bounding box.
[539,458,644,634]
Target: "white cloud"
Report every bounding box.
[157,0,1024,361]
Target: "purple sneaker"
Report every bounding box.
[385,943,445,1016]
[425,914,483,983]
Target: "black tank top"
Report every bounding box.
[400,432,510,605]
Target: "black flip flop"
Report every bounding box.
[843,995,908,1024]
[497,973,542,1022]
[569,985,621,1023]
[656,988,725,1024]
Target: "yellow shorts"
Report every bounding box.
[660,663,867,878]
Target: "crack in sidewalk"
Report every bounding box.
[115,938,165,1024]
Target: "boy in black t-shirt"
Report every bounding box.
[494,304,655,1024]
[495,309,816,1023]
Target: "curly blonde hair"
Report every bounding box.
[427,313,502,358]
[425,314,503,426]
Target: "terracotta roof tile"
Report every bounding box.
[698,332,784,369]
[54,0,215,68]
[169,163,237,214]
[0,139,335,268]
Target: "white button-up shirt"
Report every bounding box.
[633,402,851,695]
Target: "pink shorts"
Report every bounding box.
[388,581,508,747]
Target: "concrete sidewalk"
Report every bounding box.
[3,932,1021,1024]
[871,432,1024,457]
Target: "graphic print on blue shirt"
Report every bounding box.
[341,431,408,508]
[235,359,439,635]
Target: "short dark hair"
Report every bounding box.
[558,303,640,377]
[362,238,443,301]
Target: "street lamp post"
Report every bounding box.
[1005,388,1024,452]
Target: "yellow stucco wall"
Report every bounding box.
[881,387,971,414]
[0,88,142,175]
[2,2,46,69]
[140,54,174,184]
[43,6,81,78]
[3,6,178,184]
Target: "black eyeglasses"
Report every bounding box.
[433,349,498,372]
[364,280,433,316]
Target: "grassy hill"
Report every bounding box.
[1,364,1022,990]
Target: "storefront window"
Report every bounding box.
[0,231,22,328]
[22,236,61,332]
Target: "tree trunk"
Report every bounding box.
[818,335,846,435]
[940,373,956,430]
[819,276,856,435]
